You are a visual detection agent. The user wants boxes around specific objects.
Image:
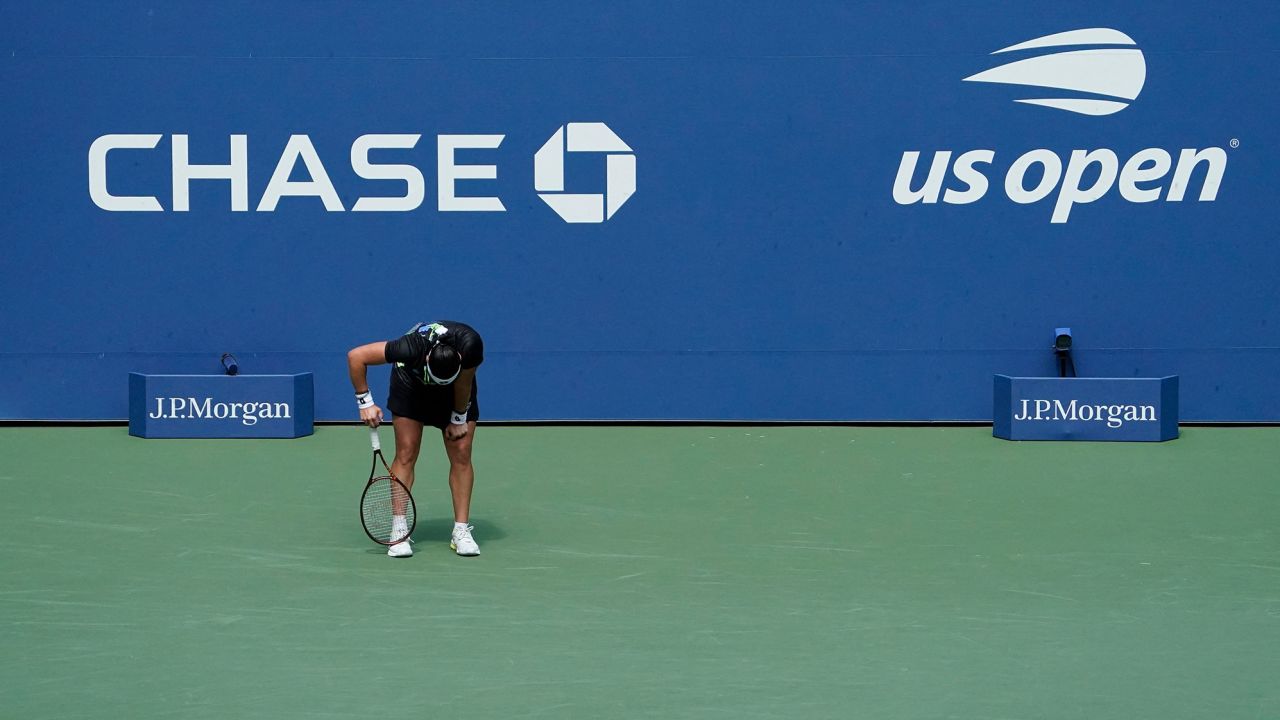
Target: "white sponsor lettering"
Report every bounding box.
[88,124,629,222]
[351,134,425,212]
[943,150,994,205]
[147,397,291,426]
[1004,149,1062,205]
[89,134,164,211]
[89,125,632,223]
[437,134,506,212]
[1014,398,1157,428]
[894,146,1227,223]
[172,134,249,212]
[1118,148,1171,202]
[895,27,1228,222]
[189,396,212,419]
[257,135,345,211]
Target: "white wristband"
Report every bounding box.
[450,409,468,425]
[356,391,375,409]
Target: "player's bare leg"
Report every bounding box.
[391,416,424,491]
[443,421,480,555]
[386,416,424,557]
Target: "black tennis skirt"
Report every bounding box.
[386,368,479,429]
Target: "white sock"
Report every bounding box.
[392,515,408,534]
[454,521,470,534]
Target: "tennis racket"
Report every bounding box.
[359,427,416,546]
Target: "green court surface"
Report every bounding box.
[2,425,1278,719]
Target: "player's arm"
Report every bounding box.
[347,341,389,427]
[347,341,390,393]
[452,368,475,415]
[446,367,477,440]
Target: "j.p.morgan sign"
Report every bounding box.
[993,375,1178,441]
[129,373,314,438]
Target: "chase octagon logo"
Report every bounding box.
[535,123,636,223]
[963,28,1146,116]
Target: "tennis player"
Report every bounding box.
[347,321,484,558]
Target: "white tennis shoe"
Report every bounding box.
[451,525,480,556]
[387,538,414,558]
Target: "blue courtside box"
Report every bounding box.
[129,374,314,438]
[993,375,1178,442]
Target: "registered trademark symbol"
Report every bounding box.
[1230,138,1240,149]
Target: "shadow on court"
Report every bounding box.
[359,517,508,556]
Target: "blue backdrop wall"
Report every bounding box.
[2,2,1277,421]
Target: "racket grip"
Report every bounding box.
[369,426,381,451]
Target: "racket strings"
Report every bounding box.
[361,477,416,544]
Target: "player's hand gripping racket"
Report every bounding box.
[360,427,416,546]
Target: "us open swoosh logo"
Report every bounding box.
[963,28,1146,116]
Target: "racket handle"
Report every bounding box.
[369,426,381,451]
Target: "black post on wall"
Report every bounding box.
[1054,328,1076,378]
[220,353,239,376]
